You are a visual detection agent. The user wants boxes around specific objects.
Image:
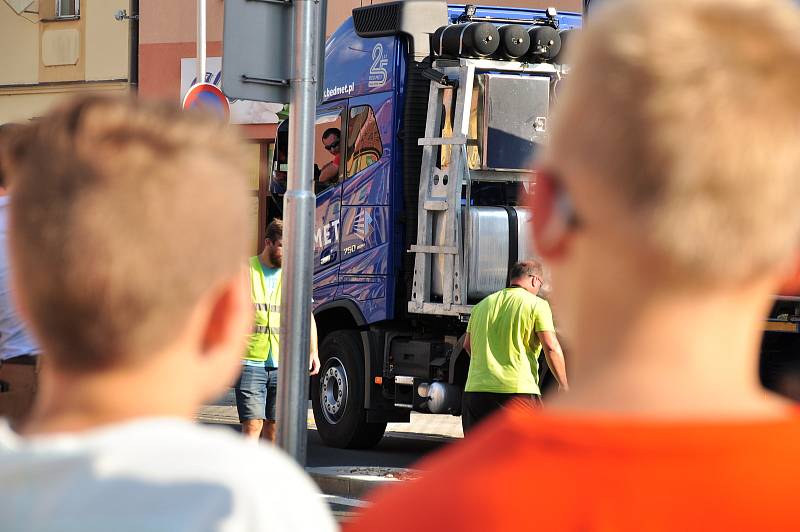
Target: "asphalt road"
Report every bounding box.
[198,389,462,470]
[306,428,451,468]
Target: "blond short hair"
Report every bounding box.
[549,0,800,282]
[5,96,249,370]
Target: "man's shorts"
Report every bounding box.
[461,391,540,434]
[234,365,278,422]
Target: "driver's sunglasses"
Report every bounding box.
[533,167,583,230]
[324,139,340,151]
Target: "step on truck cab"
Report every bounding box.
[269,1,581,448]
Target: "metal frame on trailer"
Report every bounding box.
[408,57,560,318]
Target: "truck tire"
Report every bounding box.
[311,330,387,449]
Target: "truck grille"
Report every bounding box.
[352,3,401,37]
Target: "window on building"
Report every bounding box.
[56,0,79,18]
[345,105,383,179]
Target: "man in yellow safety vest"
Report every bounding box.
[235,219,321,442]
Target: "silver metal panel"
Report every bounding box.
[430,214,448,297]
[222,0,294,104]
[515,207,537,263]
[469,170,535,183]
[467,207,509,300]
[437,206,535,301]
[482,74,551,171]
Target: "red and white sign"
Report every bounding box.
[180,57,283,124]
[181,82,230,120]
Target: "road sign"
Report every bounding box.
[221,0,294,104]
[221,0,326,104]
[182,82,231,120]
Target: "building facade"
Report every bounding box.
[0,0,134,124]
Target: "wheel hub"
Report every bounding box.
[320,356,348,424]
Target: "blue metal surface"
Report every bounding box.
[312,266,339,310]
[337,89,395,324]
[315,24,399,324]
[314,182,342,272]
[322,19,396,104]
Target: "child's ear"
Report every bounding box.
[777,254,800,295]
[528,174,573,261]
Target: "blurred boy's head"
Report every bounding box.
[4,96,251,402]
[0,123,23,190]
[534,0,800,328]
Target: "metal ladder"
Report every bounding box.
[408,62,476,317]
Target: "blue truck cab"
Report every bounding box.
[271,2,581,448]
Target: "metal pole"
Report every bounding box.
[196,0,206,83]
[129,0,139,89]
[276,0,320,464]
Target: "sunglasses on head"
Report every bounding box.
[324,139,340,151]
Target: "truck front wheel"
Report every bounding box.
[311,330,387,449]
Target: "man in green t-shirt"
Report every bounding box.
[462,260,568,433]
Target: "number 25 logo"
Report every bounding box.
[369,43,388,88]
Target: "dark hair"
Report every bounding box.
[509,260,544,283]
[266,218,284,243]
[321,128,340,141]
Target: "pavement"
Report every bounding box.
[198,388,463,441]
[197,389,463,522]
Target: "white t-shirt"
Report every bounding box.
[0,418,337,532]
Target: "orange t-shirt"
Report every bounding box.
[346,405,800,531]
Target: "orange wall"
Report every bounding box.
[140,0,225,44]
[139,41,221,100]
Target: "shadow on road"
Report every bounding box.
[198,420,455,470]
[306,429,454,469]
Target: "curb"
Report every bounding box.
[306,466,417,499]
[320,494,368,525]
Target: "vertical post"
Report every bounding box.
[129,0,139,89]
[276,0,321,464]
[196,0,207,83]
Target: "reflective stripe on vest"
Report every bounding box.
[254,325,281,335]
[245,256,282,365]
